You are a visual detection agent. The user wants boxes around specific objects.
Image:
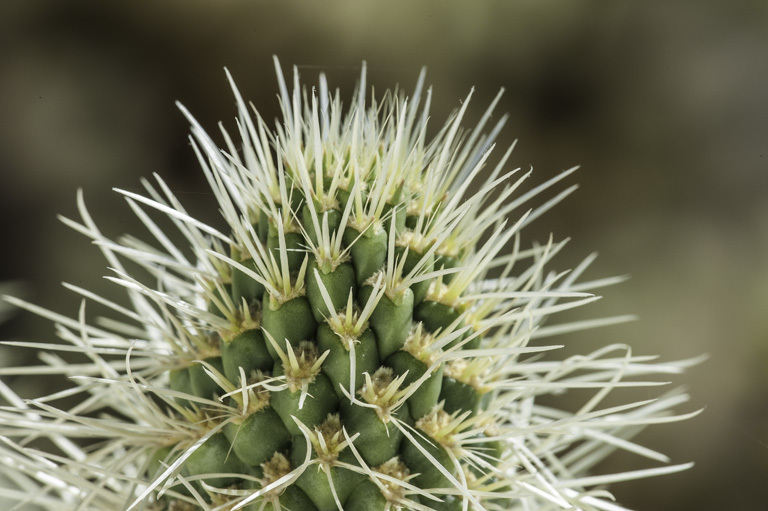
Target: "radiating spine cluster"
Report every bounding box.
[0,58,698,511]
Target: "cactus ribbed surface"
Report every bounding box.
[0,59,697,511]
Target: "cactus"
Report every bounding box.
[0,59,698,511]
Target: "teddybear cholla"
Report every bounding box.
[0,58,696,511]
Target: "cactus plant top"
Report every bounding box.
[0,58,698,511]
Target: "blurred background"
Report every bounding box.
[1,1,766,509]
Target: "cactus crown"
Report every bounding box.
[0,58,698,511]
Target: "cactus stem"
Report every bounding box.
[0,60,698,511]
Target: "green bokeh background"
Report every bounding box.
[1,1,767,510]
